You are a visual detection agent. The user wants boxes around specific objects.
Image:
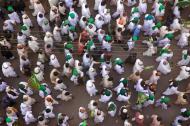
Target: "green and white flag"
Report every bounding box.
[28,73,40,90]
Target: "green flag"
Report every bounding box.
[28,73,40,90]
[137,92,148,104]
[144,65,154,70]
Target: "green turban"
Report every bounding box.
[86,40,94,50]
[132,7,139,14]
[105,35,112,42]
[158,0,164,3]
[132,36,139,41]
[159,4,165,12]
[156,22,162,28]
[183,110,190,117]
[108,103,116,111]
[152,22,162,30]
[6,117,11,123]
[164,33,174,40]
[159,48,170,56]
[114,58,123,65]
[69,13,75,19]
[7,5,14,12]
[183,54,188,60]
[69,26,75,31]
[104,89,111,96]
[65,54,72,61]
[39,85,46,91]
[132,17,139,24]
[21,25,27,31]
[121,79,128,85]
[148,94,155,101]
[88,17,94,24]
[160,97,170,104]
[119,88,127,95]
[65,43,73,49]
[145,14,154,20]
[63,20,69,26]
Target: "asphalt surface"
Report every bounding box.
[0,0,190,126]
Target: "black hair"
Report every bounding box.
[101,1,106,6]
[106,61,110,64]
[65,91,70,96]
[183,94,187,99]
[59,2,65,6]
[46,44,51,48]
[172,81,178,87]
[58,119,63,124]
[82,17,87,22]
[18,32,23,36]
[39,13,43,18]
[21,55,26,61]
[108,77,113,81]
[53,71,59,76]
[141,81,146,86]
[157,117,162,121]
[65,63,69,68]
[78,62,81,66]
[57,79,63,83]
[93,101,97,106]
[118,27,122,32]
[178,120,182,124]
[45,108,51,113]
[86,54,89,58]
[38,116,44,121]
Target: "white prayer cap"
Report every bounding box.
[138,115,144,119]
[45,32,53,37]
[87,81,93,88]
[22,14,28,19]
[123,108,128,113]
[34,67,40,74]
[2,62,10,69]
[50,54,56,60]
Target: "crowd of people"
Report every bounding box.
[0,0,190,125]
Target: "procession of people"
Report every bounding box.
[0,0,190,125]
